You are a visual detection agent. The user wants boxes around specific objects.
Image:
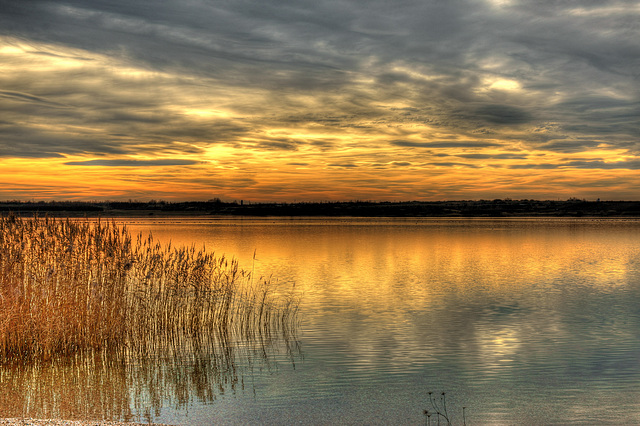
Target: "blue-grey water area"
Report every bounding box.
[4,217,640,424]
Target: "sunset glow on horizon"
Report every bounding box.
[1,1,639,202]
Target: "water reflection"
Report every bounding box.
[120,218,640,424]
[0,310,300,422]
[5,218,640,424]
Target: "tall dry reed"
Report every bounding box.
[0,215,299,363]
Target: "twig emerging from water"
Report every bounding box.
[424,391,467,426]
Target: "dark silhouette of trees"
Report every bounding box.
[2,199,640,217]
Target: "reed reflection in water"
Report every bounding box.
[0,326,300,422]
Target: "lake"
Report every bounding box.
[3,217,640,424]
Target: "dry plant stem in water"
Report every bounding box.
[0,215,299,363]
[423,392,467,426]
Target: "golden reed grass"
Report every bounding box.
[0,215,299,363]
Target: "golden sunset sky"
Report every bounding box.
[1,1,639,201]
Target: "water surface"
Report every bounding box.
[5,218,640,424]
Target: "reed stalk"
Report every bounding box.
[0,214,299,364]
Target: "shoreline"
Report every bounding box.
[3,199,640,218]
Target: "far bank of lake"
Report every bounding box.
[3,199,640,218]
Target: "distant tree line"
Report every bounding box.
[2,199,640,217]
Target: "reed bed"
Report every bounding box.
[0,215,299,364]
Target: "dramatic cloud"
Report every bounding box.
[472,104,533,125]
[510,160,640,170]
[391,141,502,149]
[64,159,201,167]
[0,0,638,200]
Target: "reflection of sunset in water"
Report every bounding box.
[40,217,636,424]
[134,217,637,292]
[125,218,639,317]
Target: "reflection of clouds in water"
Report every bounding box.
[475,326,522,371]
[311,224,640,389]
[472,305,529,373]
[116,219,640,423]
[129,220,640,368]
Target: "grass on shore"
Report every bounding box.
[0,214,299,363]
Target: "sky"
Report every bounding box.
[0,0,639,202]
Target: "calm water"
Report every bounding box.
[4,217,640,424]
